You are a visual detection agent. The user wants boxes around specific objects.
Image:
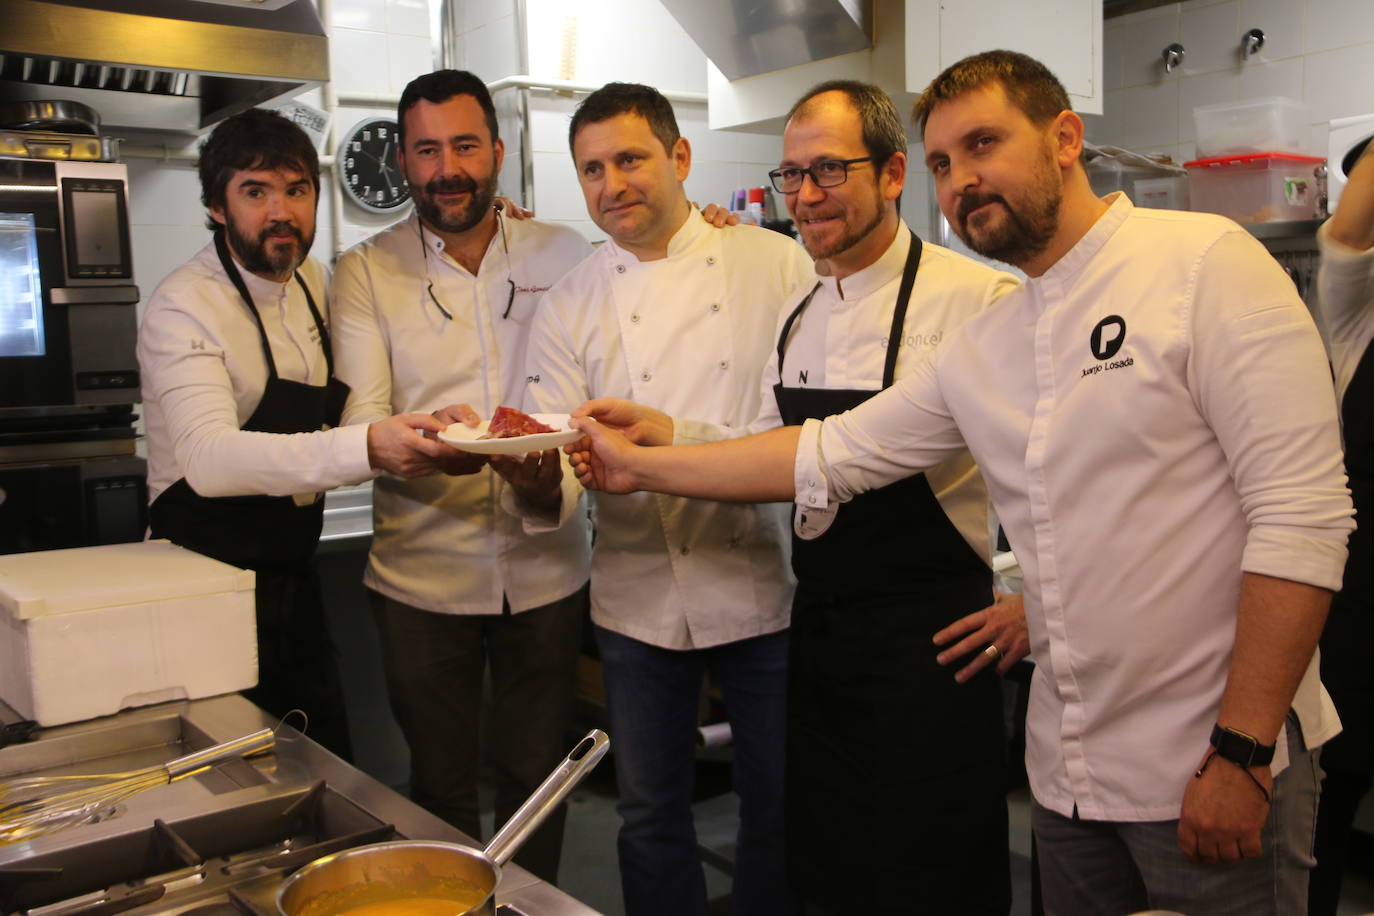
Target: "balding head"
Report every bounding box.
[787,80,907,164]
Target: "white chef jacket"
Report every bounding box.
[522,210,815,649]
[704,224,1019,556]
[796,194,1353,820]
[1316,220,1374,402]
[332,211,593,615]
[139,241,372,504]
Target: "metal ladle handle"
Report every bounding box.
[484,729,610,866]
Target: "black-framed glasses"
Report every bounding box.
[419,204,518,322]
[768,157,875,194]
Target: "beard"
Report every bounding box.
[411,168,499,234]
[225,212,312,280]
[952,152,1061,268]
[795,197,887,261]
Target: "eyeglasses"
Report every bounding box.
[419,204,518,322]
[768,157,875,194]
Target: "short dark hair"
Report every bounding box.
[787,80,907,164]
[199,108,319,230]
[569,82,680,156]
[912,49,1071,138]
[398,69,499,145]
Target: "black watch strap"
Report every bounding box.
[1210,724,1276,768]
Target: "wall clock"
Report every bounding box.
[337,117,410,213]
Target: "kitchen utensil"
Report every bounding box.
[437,413,582,455]
[277,729,610,916]
[0,727,274,845]
[0,100,100,135]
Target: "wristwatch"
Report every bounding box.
[1210,724,1276,768]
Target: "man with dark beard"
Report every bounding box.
[138,108,454,760]
[566,50,1353,916]
[328,69,594,883]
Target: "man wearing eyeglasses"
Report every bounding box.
[566,81,1023,914]
[517,81,813,915]
[328,70,593,884]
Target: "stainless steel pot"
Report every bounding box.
[276,729,609,916]
[0,100,100,135]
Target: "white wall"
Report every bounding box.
[1086,0,1374,164]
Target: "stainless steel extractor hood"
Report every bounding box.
[0,0,329,134]
[658,0,872,81]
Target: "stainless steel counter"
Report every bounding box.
[0,694,601,915]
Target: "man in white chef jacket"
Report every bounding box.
[570,81,1024,914]
[566,51,1355,916]
[138,108,454,763]
[328,70,593,883]
[517,82,813,915]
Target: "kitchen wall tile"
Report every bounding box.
[464,0,515,32]
[467,15,521,86]
[685,159,743,210]
[127,160,204,228]
[330,0,386,32]
[1180,0,1241,76]
[1305,0,1374,54]
[1119,7,1185,88]
[1113,81,1182,148]
[731,128,785,166]
[1111,1,1181,29]
[132,224,213,307]
[1103,24,1129,93]
[1304,44,1374,123]
[679,104,735,163]
[1237,0,1305,62]
[1236,57,1304,104]
[1178,69,1241,144]
[331,27,390,96]
[532,151,588,222]
[529,97,578,154]
[387,0,431,38]
[387,33,436,94]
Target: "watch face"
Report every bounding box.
[338,118,410,213]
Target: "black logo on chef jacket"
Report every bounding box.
[1090,315,1127,360]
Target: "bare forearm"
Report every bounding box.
[1216,571,1332,744]
[1328,147,1374,251]
[632,426,801,501]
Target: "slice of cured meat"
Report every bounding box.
[484,406,556,439]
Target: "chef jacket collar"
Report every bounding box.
[413,208,511,278]
[226,248,292,304]
[816,219,912,304]
[604,204,708,266]
[1029,191,1132,297]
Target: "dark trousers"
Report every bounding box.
[1309,764,1373,916]
[594,624,793,916]
[369,586,586,883]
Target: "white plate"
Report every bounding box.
[437,413,582,455]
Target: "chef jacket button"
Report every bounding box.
[681,545,691,555]
[719,360,729,370]
[706,256,716,266]
[616,264,627,274]
[641,371,652,382]
[808,496,817,504]
[808,479,816,487]
[710,303,721,312]
[631,313,640,323]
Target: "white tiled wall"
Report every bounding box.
[1086,0,1374,166]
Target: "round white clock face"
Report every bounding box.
[337,118,410,213]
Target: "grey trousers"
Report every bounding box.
[369,585,587,884]
[1032,716,1321,916]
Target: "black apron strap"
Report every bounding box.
[777,282,822,374]
[882,231,923,388]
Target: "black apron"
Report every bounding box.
[149,231,354,761]
[775,232,1009,914]
[1319,343,1374,773]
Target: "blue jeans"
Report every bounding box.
[1032,715,1322,916]
[594,624,793,916]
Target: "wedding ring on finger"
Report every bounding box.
[983,644,1003,661]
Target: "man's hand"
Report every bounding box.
[490,448,564,513]
[366,413,452,477]
[1178,749,1272,864]
[933,591,1030,682]
[566,417,644,493]
[429,403,487,476]
[696,202,740,228]
[571,398,674,446]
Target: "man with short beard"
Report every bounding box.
[138,108,454,761]
[567,50,1354,916]
[328,69,594,883]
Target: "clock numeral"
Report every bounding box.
[351,140,361,152]
[378,126,388,138]
[350,174,359,186]
[346,157,354,170]
[362,130,372,141]
[375,190,386,202]
[363,186,372,196]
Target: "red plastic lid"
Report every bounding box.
[747,187,766,203]
[1184,151,1326,168]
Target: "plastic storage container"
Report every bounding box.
[1193,97,1310,158]
[0,540,257,725]
[1184,152,1325,224]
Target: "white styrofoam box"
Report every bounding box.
[0,541,257,726]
